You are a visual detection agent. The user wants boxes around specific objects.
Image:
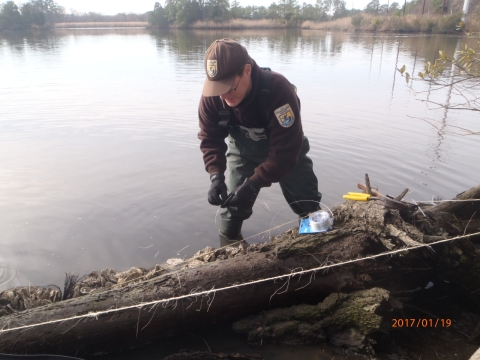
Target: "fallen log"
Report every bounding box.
[0,184,479,358]
[232,287,391,356]
[163,351,263,360]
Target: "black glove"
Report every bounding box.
[208,173,228,206]
[227,179,259,209]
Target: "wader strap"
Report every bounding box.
[239,126,267,141]
[218,110,231,128]
[258,67,271,127]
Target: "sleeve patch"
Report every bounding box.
[274,104,295,128]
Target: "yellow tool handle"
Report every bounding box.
[343,195,369,201]
[347,192,371,197]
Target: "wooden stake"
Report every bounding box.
[395,188,409,201]
[365,174,372,195]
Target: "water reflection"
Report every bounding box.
[0,30,64,53]
[0,29,463,65]
[148,28,349,60]
[0,265,17,288]
[391,41,401,98]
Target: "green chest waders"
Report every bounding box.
[219,125,269,238]
[219,126,321,239]
[218,68,321,239]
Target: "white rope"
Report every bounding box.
[415,199,480,203]
[1,230,479,335]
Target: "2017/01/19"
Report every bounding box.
[392,318,452,328]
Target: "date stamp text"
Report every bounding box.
[392,318,452,328]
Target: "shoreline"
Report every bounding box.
[53,21,148,28]
[1,14,474,33]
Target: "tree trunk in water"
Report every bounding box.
[0,185,479,357]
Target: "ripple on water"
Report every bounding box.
[0,265,17,288]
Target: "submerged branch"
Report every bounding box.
[407,115,480,136]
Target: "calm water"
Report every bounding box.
[0,28,479,291]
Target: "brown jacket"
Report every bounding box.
[198,61,304,188]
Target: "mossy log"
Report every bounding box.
[0,185,479,357]
[232,287,391,356]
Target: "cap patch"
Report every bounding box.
[207,60,218,78]
[274,104,295,128]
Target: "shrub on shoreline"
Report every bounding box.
[348,13,465,33]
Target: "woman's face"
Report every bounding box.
[220,64,252,107]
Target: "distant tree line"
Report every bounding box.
[0,0,147,30]
[0,0,472,30]
[63,12,148,23]
[148,0,358,27]
[362,0,467,16]
[148,0,475,27]
[363,0,401,15]
[0,0,64,29]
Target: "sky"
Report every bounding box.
[56,0,370,16]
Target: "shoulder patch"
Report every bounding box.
[207,60,217,78]
[274,104,295,128]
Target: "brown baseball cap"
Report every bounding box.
[202,38,251,97]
